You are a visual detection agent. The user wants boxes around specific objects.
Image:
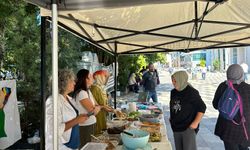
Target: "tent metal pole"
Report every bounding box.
[51,1,58,150]
[95,24,192,41]
[68,14,93,40]
[200,25,250,39]
[93,26,114,51]
[199,39,249,45]
[116,41,168,51]
[51,19,115,56]
[122,50,175,55]
[120,39,185,54]
[202,20,250,26]
[202,36,250,48]
[187,44,250,52]
[114,42,118,109]
[96,20,193,43]
[40,16,46,150]
[197,2,210,36]
[58,15,193,43]
[194,1,198,39]
[198,2,219,21]
[67,14,114,51]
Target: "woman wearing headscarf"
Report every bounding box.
[90,70,113,135]
[170,71,206,150]
[213,64,250,150]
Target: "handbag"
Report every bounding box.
[64,124,80,149]
[64,100,80,149]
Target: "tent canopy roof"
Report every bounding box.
[27,0,250,54]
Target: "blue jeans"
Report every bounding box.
[146,91,158,103]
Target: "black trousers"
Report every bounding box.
[128,83,139,93]
[224,141,249,150]
[79,124,95,149]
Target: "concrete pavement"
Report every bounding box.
[159,71,226,150]
[116,70,249,150]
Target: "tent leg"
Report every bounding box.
[40,16,46,150]
[194,1,198,39]
[51,1,59,150]
[114,42,118,109]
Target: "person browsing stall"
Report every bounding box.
[212,64,250,150]
[142,63,160,103]
[170,71,206,150]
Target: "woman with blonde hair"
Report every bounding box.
[90,70,113,135]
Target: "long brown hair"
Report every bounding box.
[73,69,89,98]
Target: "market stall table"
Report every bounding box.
[115,112,172,150]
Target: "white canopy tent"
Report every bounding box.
[28,0,250,55]
[24,0,250,149]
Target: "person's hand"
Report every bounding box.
[102,105,114,112]
[189,121,199,129]
[94,105,101,115]
[0,103,3,109]
[107,94,112,100]
[77,114,89,124]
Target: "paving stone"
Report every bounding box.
[117,70,228,149]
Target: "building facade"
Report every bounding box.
[171,47,250,73]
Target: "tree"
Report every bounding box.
[200,59,206,67]
[145,53,167,64]
[213,59,220,71]
[0,0,24,68]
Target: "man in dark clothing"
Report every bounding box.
[139,66,147,75]
[142,63,159,103]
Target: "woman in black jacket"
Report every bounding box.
[213,64,250,150]
[170,71,206,150]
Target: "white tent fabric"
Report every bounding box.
[34,0,250,53]
[26,0,250,54]
[27,0,250,54]
[28,0,211,10]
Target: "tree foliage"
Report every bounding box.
[145,53,167,64]
[200,59,206,67]
[213,59,221,71]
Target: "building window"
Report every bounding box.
[233,48,237,64]
[192,53,206,61]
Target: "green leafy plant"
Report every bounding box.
[200,59,206,67]
[213,59,221,71]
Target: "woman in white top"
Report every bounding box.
[46,69,88,150]
[73,69,101,148]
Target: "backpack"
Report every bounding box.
[218,80,248,140]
